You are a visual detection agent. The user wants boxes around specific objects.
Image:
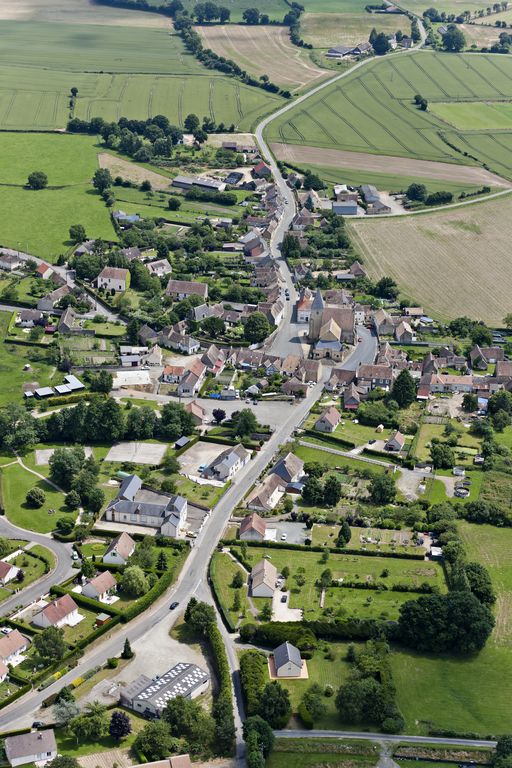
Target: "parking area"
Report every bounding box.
[196,397,297,431]
[266,521,309,545]
[178,441,228,477]
[272,590,303,622]
[105,441,167,464]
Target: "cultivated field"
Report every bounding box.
[459,22,502,48]
[272,143,508,186]
[198,24,328,90]
[301,12,407,49]
[429,100,512,130]
[0,133,114,259]
[348,193,512,324]
[267,50,512,181]
[98,153,175,190]
[0,0,167,25]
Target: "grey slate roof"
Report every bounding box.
[273,641,302,670]
[119,474,143,501]
[312,289,325,311]
[5,730,57,761]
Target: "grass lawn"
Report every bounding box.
[83,320,126,337]
[120,398,162,411]
[312,524,424,556]
[294,444,387,475]
[56,707,147,756]
[1,461,73,533]
[79,542,108,559]
[459,521,512,645]
[0,677,24,705]
[1,551,48,596]
[279,642,354,728]
[391,643,512,735]
[494,425,512,450]
[210,551,249,627]
[174,475,228,507]
[334,419,391,445]
[61,607,99,644]
[268,738,379,768]
[0,312,59,405]
[233,545,446,621]
[479,469,512,511]
[0,133,115,260]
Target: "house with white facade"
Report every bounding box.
[5,730,57,767]
[96,267,129,292]
[204,444,250,481]
[32,594,81,629]
[103,532,136,566]
[105,475,188,538]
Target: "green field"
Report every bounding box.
[301,11,407,49]
[267,50,512,180]
[268,738,379,768]
[429,100,512,130]
[210,551,249,626]
[0,313,59,404]
[0,461,74,533]
[0,133,114,259]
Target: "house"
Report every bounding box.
[57,307,79,335]
[165,279,208,301]
[32,593,80,629]
[250,559,278,597]
[326,44,354,58]
[205,444,250,481]
[82,571,118,602]
[201,344,226,375]
[0,253,22,271]
[96,267,129,292]
[0,660,7,682]
[395,320,414,343]
[252,162,272,178]
[297,288,313,323]
[5,730,57,767]
[177,360,207,397]
[146,259,172,277]
[113,210,141,225]
[356,363,393,392]
[160,330,201,355]
[344,382,361,410]
[103,532,136,566]
[271,452,304,485]
[105,475,188,538]
[37,285,72,312]
[429,374,474,393]
[246,474,284,513]
[273,641,303,678]
[239,511,267,541]
[354,41,372,54]
[0,629,30,664]
[349,261,366,278]
[325,367,355,393]
[16,309,43,328]
[185,400,206,425]
[385,430,406,452]
[36,263,53,280]
[373,309,396,336]
[0,560,19,586]
[120,664,209,717]
[469,345,505,370]
[162,365,186,384]
[315,406,341,433]
[120,246,143,261]
[74,240,98,257]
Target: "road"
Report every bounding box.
[0,516,73,618]
[277,730,496,748]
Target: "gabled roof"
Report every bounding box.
[271,452,304,483]
[251,558,277,589]
[0,629,29,660]
[273,641,302,669]
[0,560,16,580]
[105,532,135,560]
[240,511,266,537]
[317,406,340,426]
[98,267,129,280]
[86,570,117,595]
[119,474,142,501]
[37,594,78,625]
[5,730,57,761]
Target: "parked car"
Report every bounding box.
[281,595,287,603]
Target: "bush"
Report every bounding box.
[107,657,118,669]
[297,702,314,729]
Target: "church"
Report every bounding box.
[308,289,355,360]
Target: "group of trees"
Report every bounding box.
[369,27,392,54]
[193,1,230,22]
[442,24,466,51]
[302,473,344,508]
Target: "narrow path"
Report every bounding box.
[277,730,496,747]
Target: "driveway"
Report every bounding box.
[272,591,302,622]
[266,521,309,545]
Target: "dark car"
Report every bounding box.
[368,439,376,445]
[32,722,44,729]
[281,595,287,603]
[170,601,179,610]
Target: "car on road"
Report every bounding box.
[32,722,44,729]
[357,336,362,342]
[169,601,179,610]
[368,439,376,444]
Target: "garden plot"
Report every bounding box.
[35,447,92,465]
[105,442,167,464]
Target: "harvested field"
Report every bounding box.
[348,192,512,324]
[207,132,256,148]
[0,0,168,25]
[98,153,172,191]
[271,142,511,186]
[459,22,501,48]
[301,12,406,49]
[198,24,328,90]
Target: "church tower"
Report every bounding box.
[309,289,325,341]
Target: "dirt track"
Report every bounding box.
[271,142,512,187]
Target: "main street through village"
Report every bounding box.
[0,19,493,756]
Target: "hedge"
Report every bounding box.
[206,623,235,756]
[239,617,391,645]
[49,584,123,616]
[74,615,122,649]
[298,702,314,729]
[360,448,403,465]
[226,540,425,561]
[240,650,267,716]
[303,429,356,450]
[120,569,177,622]
[0,684,31,711]
[0,725,31,738]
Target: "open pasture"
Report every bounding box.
[198,24,328,90]
[348,192,512,325]
[0,0,168,25]
[0,65,281,131]
[267,51,512,181]
[0,133,114,259]
[301,12,407,49]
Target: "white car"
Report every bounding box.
[280,533,287,541]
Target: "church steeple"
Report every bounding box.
[312,289,325,311]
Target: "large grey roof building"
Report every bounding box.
[120,663,209,716]
[105,474,187,538]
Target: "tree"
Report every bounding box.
[462,393,478,412]
[391,369,416,408]
[65,489,81,510]
[184,113,200,132]
[235,408,258,437]
[243,7,260,23]
[0,403,38,451]
[369,27,378,43]
[202,316,225,338]
[53,698,80,726]
[69,224,86,244]
[109,710,132,741]
[120,565,149,597]
[26,487,46,508]
[34,626,66,663]
[464,562,496,606]
[55,517,75,535]
[81,559,95,579]
[337,520,352,547]
[168,196,181,210]
[258,682,291,728]
[92,168,113,193]
[133,721,178,761]
[372,32,391,54]
[164,696,215,754]
[232,570,244,588]
[336,676,383,723]
[369,474,396,504]
[302,476,324,505]
[27,171,48,190]
[219,6,230,21]
[243,715,275,758]
[430,442,454,469]
[302,683,327,721]
[122,638,134,659]
[398,591,494,654]
[503,313,512,330]
[406,183,427,201]
[185,599,216,634]
[470,324,493,347]
[324,475,342,507]
[212,408,226,424]
[49,446,85,490]
[126,407,157,440]
[47,758,81,768]
[89,370,113,393]
[374,276,399,300]
[157,551,168,571]
[244,311,271,343]
[443,25,466,50]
